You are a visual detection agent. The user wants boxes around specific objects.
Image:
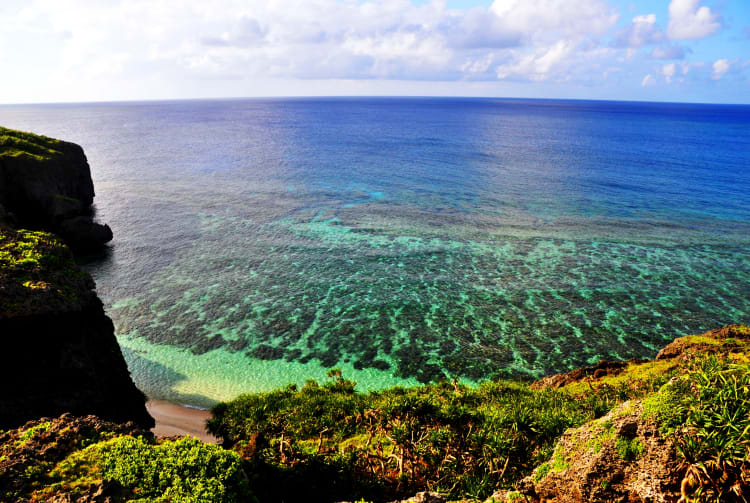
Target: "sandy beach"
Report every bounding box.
[146,399,219,444]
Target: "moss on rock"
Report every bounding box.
[0,226,93,318]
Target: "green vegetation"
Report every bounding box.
[643,355,750,501]
[549,444,571,473]
[207,371,615,501]
[559,358,677,397]
[0,126,63,162]
[0,227,88,316]
[2,326,747,502]
[532,462,550,482]
[0,229,57,270]
[35,436,250,502]
[1,418,250,503]
[586,420,615,455]
[613,436,643,461]
[16,422,52,446]
[206,326,749,502]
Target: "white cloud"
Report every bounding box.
[667,0,721,40]
[711,59,731,80]
[613,13,663,48]
[641,74,655,86]
[681,61,704,75]
[496,39,576,81]
[461,54,495,75]
[489,0,619,44]
[0,0,745,104]
[2,0,620,86]
[662,63,676,83]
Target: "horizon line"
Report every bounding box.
[1,95,749,108]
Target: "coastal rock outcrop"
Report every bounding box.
[530,358,642,390]
[655,324,750,361]
[0,227,154,430]
[0,127,149,427]
[517,400,682,502]
[0,126,111,251]
[58,215,113,251]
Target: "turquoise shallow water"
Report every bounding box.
[1,98,748,406]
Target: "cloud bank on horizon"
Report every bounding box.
[0,0,748,104]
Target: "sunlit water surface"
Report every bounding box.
[1,98,748,407]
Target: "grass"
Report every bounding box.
[532,462,550,482]
[15,422,52,447]
[2,326,747,502]
[0,229,56,271]
[560,358,677,397]
[206,326,749,501]
[0,126,63,162]
[614,436,643,461]
[586,419,615,455]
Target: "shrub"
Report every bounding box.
[209,376,606,501]
[643,356,750,502]
[45,436,251,503]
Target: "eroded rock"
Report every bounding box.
[519,400,682,503]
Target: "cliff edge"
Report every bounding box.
[0,226,154,430]
[0,126,152,430]
[0,126,112,251]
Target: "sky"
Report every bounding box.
[1,0,748,104]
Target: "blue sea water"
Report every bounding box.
[1,98,749,406]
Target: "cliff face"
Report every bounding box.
[0,126,111,251]
[0,227,153,430]
[1,305,154,430]
[0,127,155,434]
[0,126,152,429]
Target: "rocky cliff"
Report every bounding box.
[498,324,750,503]
[0,227,154,430]
[0,127,152,430]
[0,126,112,251]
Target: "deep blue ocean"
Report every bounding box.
[1,98,749,406]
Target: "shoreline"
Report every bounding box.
[145,399,218,444]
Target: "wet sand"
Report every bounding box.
[146,399,219,444]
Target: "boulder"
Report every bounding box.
[655,324,750,361]
[58,216,113,251]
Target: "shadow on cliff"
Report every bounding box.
[121,347,217,409]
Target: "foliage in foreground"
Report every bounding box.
[207,368,664,502]
[3,327,747,503]
[2,422,250,503]
[644,355,750,502]
[46,436,250,503]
